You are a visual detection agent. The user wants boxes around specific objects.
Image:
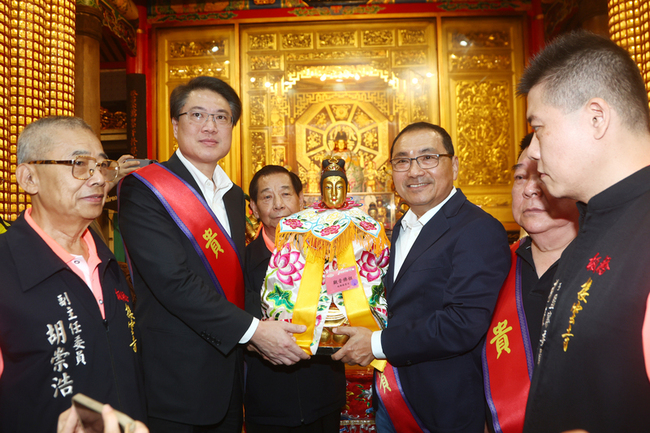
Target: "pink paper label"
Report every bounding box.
[325,266,359,295]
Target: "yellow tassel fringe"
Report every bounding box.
[275,223,389,264]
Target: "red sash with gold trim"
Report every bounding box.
[121,163,244,309]
[375,362,429,433]
[482,239,534,433]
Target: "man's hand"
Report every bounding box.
[331,326,375,366]
[108,155,141,190]
[249,320,310,365]
[58,404,149,433]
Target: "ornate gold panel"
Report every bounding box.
[155,26,240,182]
[392,49,427,67]
[399,29,426,46]
[250,55,282,71]
[152,17,526,228]
[272,145,287,166]
[281,33,313,50]
[250,95,267,126]
[270,94,288,137]
[169,64,230,80]
[449,54,511,71]
[450,30,510,49]
[294,92,390,129]
[318,31,357,48]
[440,18,527,226]
[240,20,439,194]
[455,79,511,186]
[295,98,389,193]
[286,49,388,61]
[362,30,394,47]
[251,130,267,173]
[169,40,227,58]
[249,33,276,51]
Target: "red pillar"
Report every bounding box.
[528,0,545,59]
[126,5,153,158]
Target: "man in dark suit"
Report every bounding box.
[118,76,308,433]
[334,122,510,432]
[244,165,346,433]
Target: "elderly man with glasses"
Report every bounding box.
[118,76,307,433]
[0,116,147,433]
[334,121,510,433]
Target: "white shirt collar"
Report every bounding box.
[175,148,233,197]
[401,187,457,230]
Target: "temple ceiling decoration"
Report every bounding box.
[147,0,532,24]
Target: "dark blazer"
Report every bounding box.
[243,235,346,426]
[0,215,146,432]
[381,189,510,432]
[118,153,252,425]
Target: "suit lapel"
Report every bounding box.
[386,220,401,293]
[392,214,449,286]
[391,190,467,287]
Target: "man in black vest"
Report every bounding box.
[0,116,146,432]
[119,76,308,433]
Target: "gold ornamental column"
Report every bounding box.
[74,4,102,136]
[609,0,650,99]
[0,0,75,222]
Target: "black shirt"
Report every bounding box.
[524,166,650,433]
[516,236,559,350]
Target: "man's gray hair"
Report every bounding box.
[17,116,95,164]
[517,30,650,133]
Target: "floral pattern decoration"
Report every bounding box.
[268,246,304,285]
[357,249,389,282]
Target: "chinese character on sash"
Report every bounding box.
[490,319,513,359]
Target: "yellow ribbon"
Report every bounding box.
[338,243,386,372]
[281,221,388,371]
[292,255,326,355]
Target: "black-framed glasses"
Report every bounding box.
[29,156,120,181]
[179,110,232,126]
[390,154,453,172]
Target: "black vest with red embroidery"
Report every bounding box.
[0,216,146,433]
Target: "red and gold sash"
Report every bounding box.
[375,362,429,433]
[482,239,534,433]
[122,163,244,309]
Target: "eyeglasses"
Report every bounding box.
[29,156,120,181]
[390,154,453,172]
[178,110,232,126]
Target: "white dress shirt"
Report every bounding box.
[176,149,259,343]
[176,149,233,236]
[371,187,457,359]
